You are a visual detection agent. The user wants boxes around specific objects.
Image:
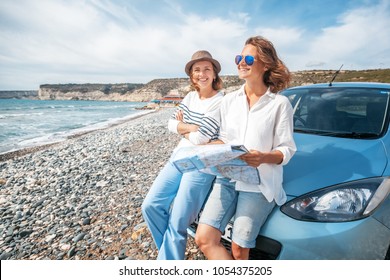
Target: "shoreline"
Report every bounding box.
[0,108,205,260]
[0,110,156,162]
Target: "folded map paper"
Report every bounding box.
[171,144,261,185]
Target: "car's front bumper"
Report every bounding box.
[251,206,390,260]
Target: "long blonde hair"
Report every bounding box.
[245,36,291,92]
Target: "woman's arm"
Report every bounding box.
[186,101,222,145]
[175,110,199,135]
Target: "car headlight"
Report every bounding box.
[281,177,390,222]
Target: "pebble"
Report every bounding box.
[0,109,204,260]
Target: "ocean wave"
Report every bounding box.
[0,112,44,119]
[0,100,149,155]
[1,105,68,111]
[0,109,154,155]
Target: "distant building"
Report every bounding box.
[150,89,183,107]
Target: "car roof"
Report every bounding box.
[285,82,390,90]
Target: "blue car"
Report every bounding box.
[189,82,390,259]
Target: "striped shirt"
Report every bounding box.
[168,90,224,150]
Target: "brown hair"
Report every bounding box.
[245,36,291,92]
[189,63,223,92]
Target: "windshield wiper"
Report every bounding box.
[294,128,335,136]
[330,132,379,139]
[294,129,379,138]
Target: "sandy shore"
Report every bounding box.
[0,108,205,260]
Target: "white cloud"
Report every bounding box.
[301,0,390,70]
[305,61,326,68]
[254,26,304,47]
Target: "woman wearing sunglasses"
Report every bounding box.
[195,36,296,260]
[142,50,224,260]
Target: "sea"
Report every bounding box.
[0,99,150,155]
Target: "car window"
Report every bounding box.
[282,87,390,139]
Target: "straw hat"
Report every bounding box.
[185,50,221,76]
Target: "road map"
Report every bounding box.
[171,144,261,185]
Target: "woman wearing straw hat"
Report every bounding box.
[142,50,223,260]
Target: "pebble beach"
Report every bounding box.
[0,108,205,260]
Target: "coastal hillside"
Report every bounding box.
[1,69,389,101]
[38,83,143,101]
[290,68,390,87]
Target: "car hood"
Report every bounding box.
[283,133,388,197]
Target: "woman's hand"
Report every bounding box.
[240,150,265,167]
[240,149,284,167]
[175,110,184,121]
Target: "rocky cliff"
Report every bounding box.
[127,78,191,102]
[38,83,144,101]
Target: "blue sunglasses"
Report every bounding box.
[235,55,255,66]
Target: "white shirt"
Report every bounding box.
[219,85,296,205]
[168,90,224,151]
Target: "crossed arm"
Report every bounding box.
[175,110,199,138]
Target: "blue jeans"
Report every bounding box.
[141,161,215,260]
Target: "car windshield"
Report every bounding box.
[281,86,390,139]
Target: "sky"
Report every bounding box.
[0,0,389,90]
